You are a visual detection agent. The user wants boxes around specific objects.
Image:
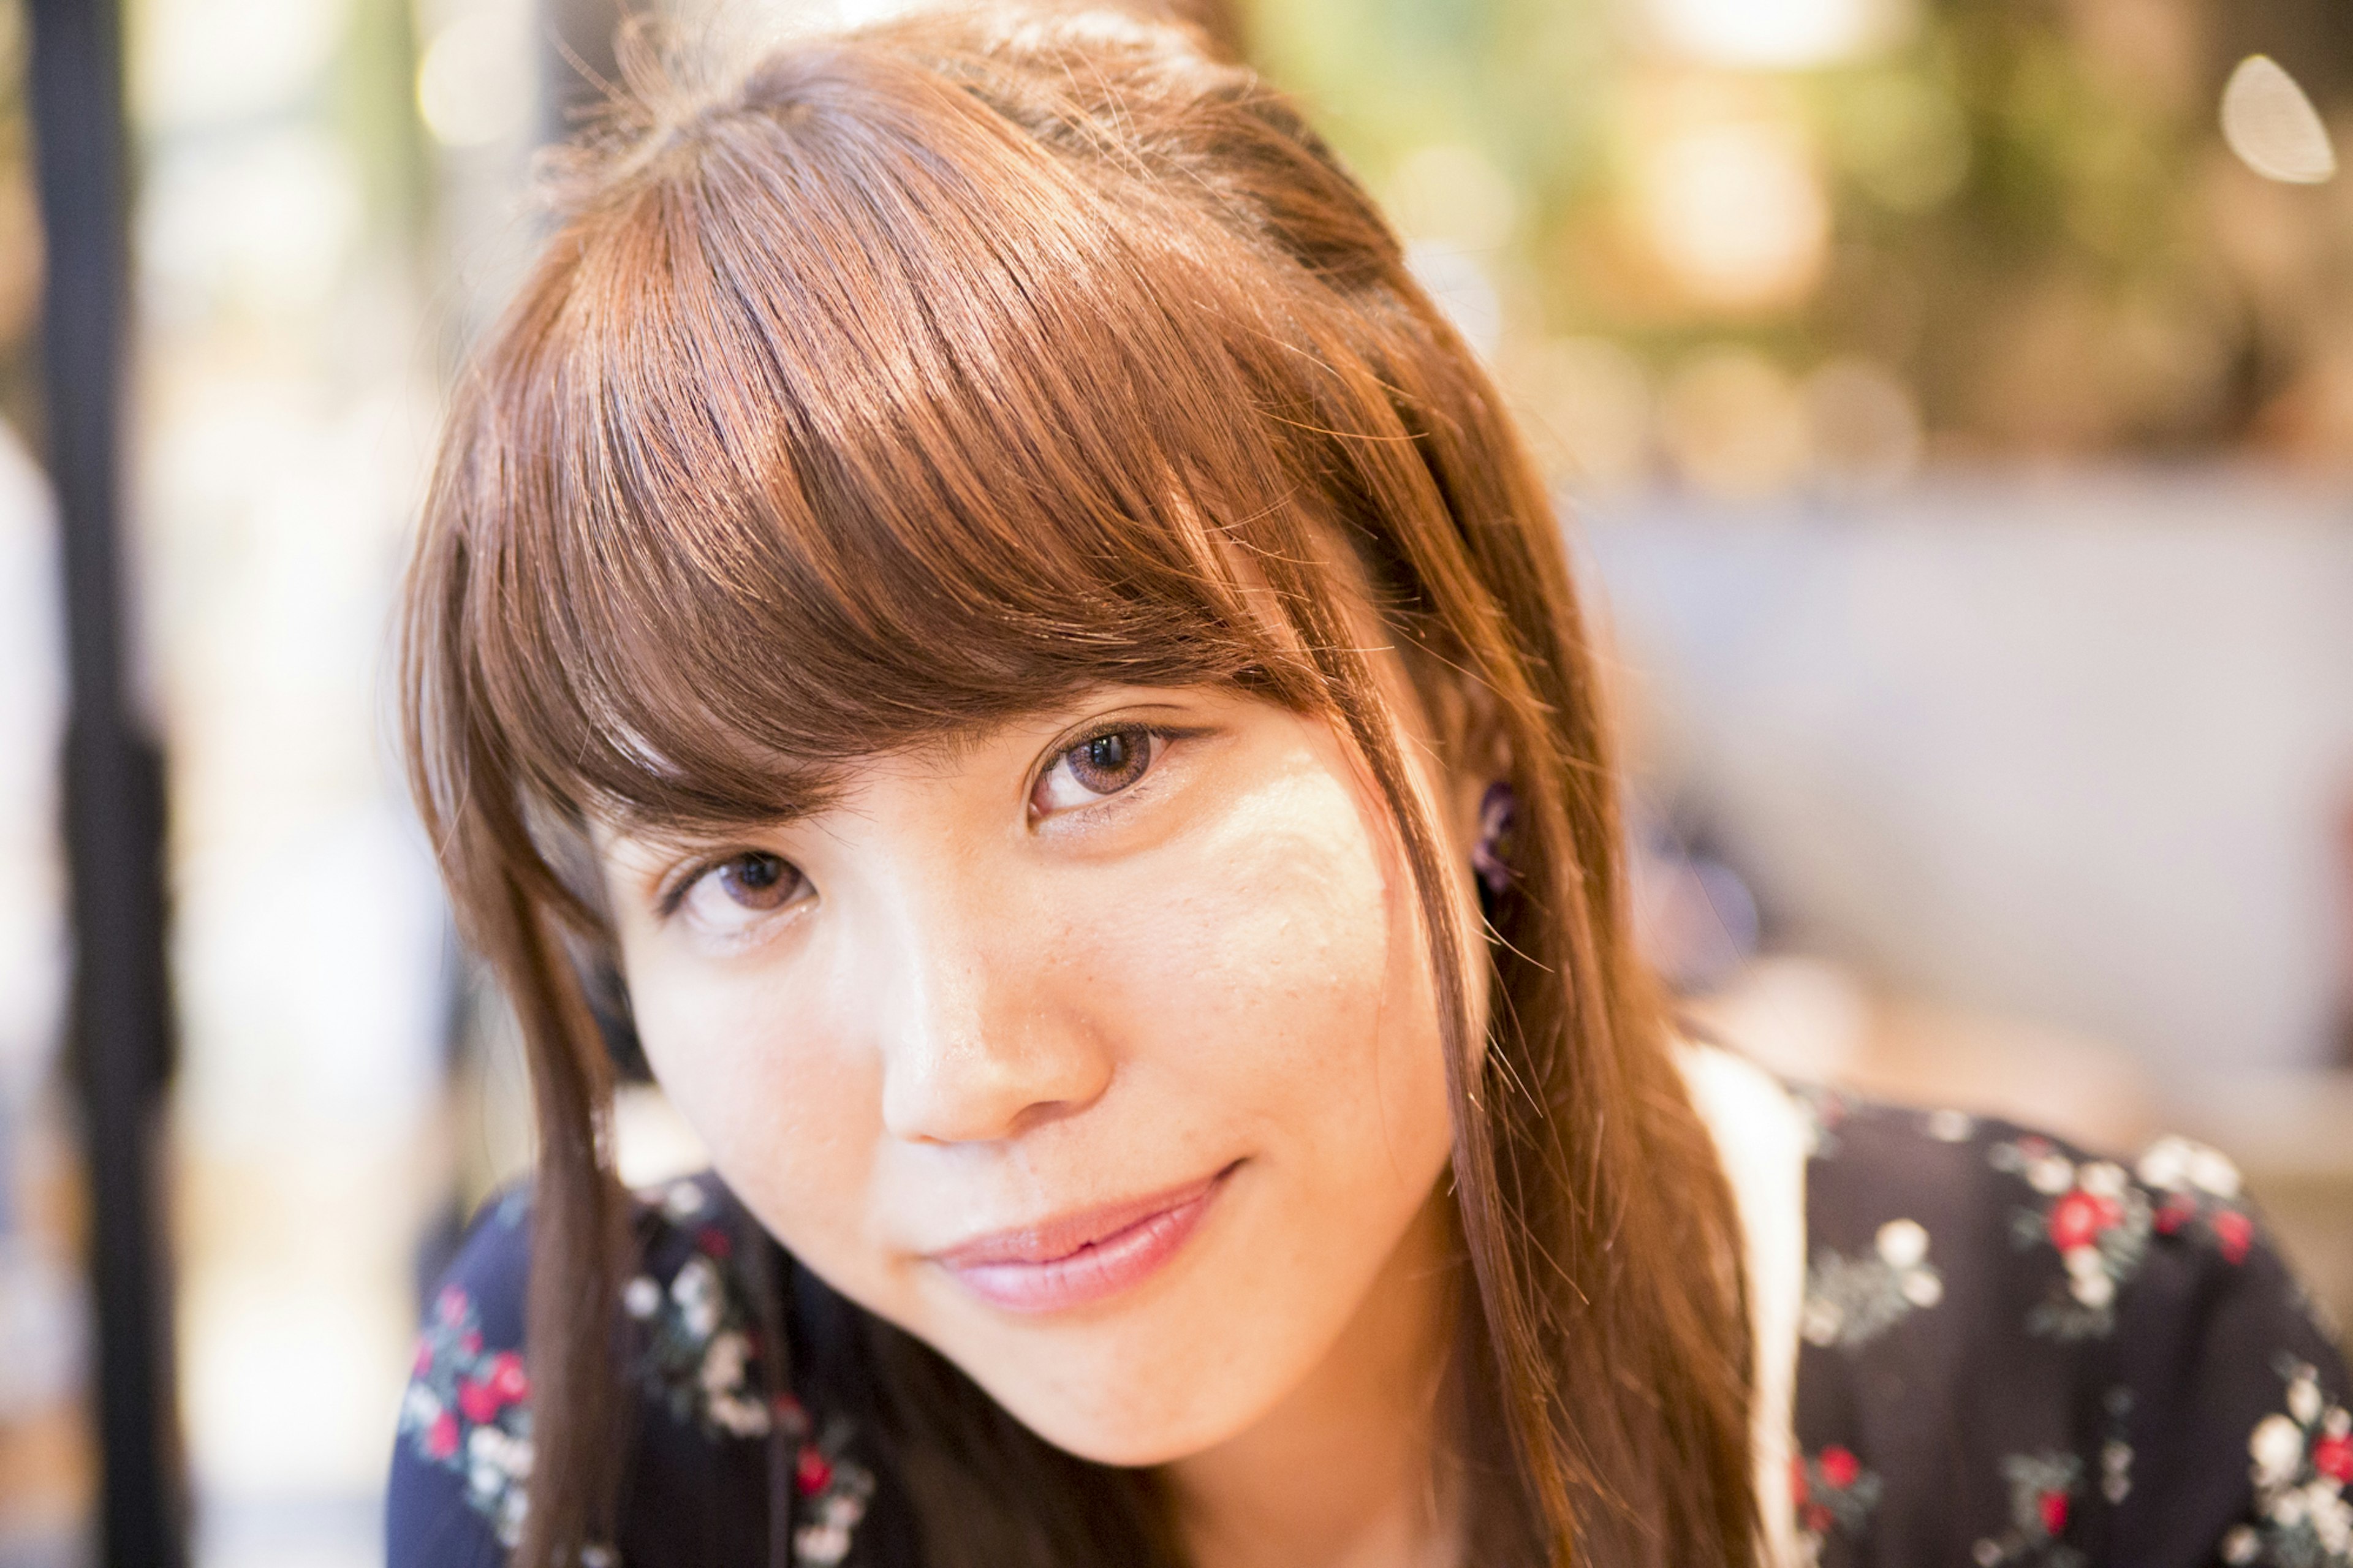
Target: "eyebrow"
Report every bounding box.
[588,688,1230,849]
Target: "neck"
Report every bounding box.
[1164,1189,1462,1568]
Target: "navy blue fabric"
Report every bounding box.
[388,1100,2353,1567]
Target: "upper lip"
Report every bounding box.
[928,1166,1233,1270]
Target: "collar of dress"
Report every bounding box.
[1678,1042,1810,1568]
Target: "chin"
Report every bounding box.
[933,1314,1296,1469]
[982,1373,1265,1469]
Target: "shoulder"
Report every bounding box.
[1795,1093,2306,1351]
[387,1187,536,1565]
[387,1175,883,1568]
[1787,1087,2353,1567]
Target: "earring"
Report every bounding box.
[1471,781,1517,897]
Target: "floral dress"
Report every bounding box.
[388,1089,2353,1567]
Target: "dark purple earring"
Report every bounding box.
[1471,781,1517,896]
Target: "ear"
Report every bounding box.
[1429,673,1513,866]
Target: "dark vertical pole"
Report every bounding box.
[23,0,186,1564]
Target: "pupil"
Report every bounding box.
[1070,729,1149,793]
[720,853,790,909]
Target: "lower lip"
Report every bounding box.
[938,1170,1232,1315]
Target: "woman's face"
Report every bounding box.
[597,671,1488,1466]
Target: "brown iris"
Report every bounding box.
[714,852,797,910]
[1065,728,1151,796]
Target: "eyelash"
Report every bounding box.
[654,855,760,921]
[1030,721,1199,815]
[651,720,1200,919]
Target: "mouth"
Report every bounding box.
[930,1162,1241,1315]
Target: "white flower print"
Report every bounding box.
[624,1186,878,1566]
[1991,1136,2153,1339]
[398,1285,536,1547]
[1877,1219,1928,1268]
[672,1256,722,1341]
[1803,1219,1944,1349]
[2078,1161,2127,1200]
[1925,1108,1975,1143]
[2028,1154,2076,1195]
[2241,1357,2353,1567]
[2253,1415,2305,1489]
[638,1233,774,1440]
[2100,1439,2131,1504]
[789,1416,879,1567]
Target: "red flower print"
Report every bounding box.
[426,1411,460,1461]
[436,1286,468,1326]
[2314,1434,2353,1483]
[458,1378,498,1423]
[2154,1195,2193,1235]
[2048,1192,2107,1251]
[1803,1502,1832,1534]
[486,1352,528,1405]
[460,1331,482,1357]
[2039,1490,2068,1536]
[796,1444,834,1497]
[2211,1210,2253,1264]
[412,1339,434,1377]
[696,1227,733,1260]
[1819,1445,1861,1490]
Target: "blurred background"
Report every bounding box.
[0,0,2347,1560]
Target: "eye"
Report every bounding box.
[673,851,808,936]
[1032,725,1158,815]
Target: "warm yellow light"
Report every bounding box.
[1640,117,1830,311]
[1386,144,1518,250]
[1650,0,1909,70]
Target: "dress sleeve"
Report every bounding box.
[384,1175,892,1568]
[2102,1138,2353,1568]
[385,1189,535,1568]
[1788,1096,2352,1568]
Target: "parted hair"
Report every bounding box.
[398,6,1757,1564]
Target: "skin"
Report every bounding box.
[599,656,1498,1568]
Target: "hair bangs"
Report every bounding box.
[447,33,1377,838]
[403,12,1762,1567]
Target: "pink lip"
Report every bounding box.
[930,1164,1237,1314]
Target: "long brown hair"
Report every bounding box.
[400,6,1755,1564]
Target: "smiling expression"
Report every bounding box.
[599,677,1483,1466]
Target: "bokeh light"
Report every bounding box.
[1636,99,1830,312]
[416,9,532,150]
[2221,55,2336,186]
[1647,0,1913,70]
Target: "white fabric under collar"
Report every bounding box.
[1678,1042,1810,1568]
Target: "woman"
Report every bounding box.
[387,7,2352,1566]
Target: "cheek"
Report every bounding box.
[626,954,883,1269]
[1096,765,1444,1142]
[606,737,1464,1468]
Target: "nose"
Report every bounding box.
[869,883,1113,1145]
